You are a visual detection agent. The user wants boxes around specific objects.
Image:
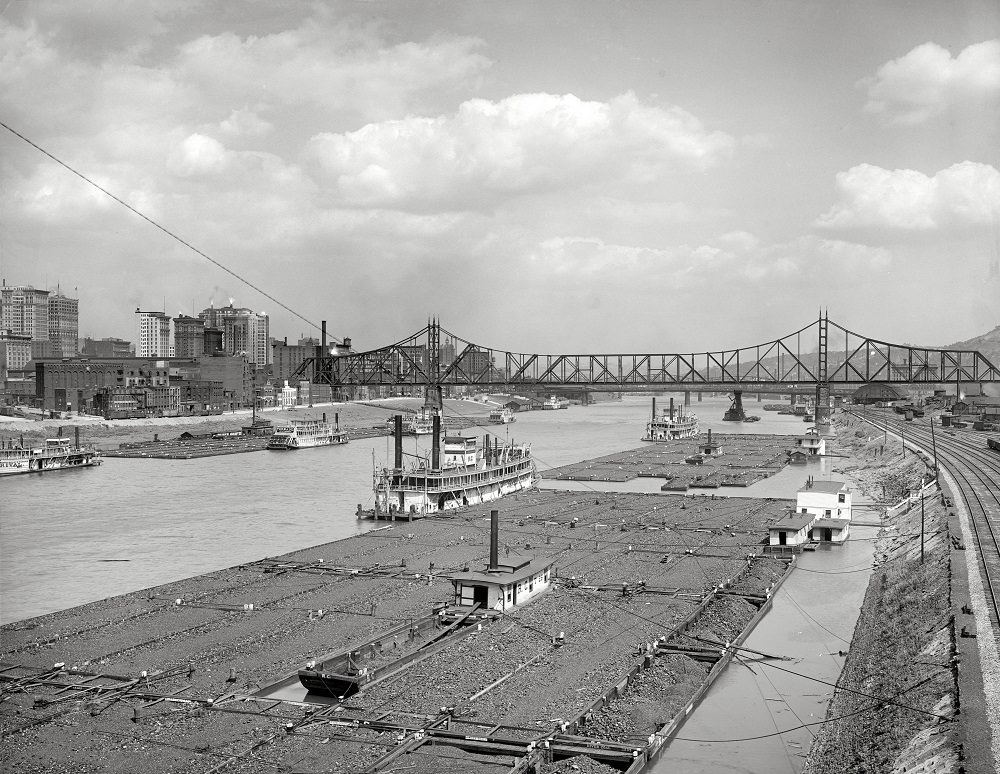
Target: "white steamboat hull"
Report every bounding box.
[372,464,536,519]
[268,434,346,449]
[642,422,700,442]
[0,451,100,475]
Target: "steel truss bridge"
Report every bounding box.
[296,313,1000,397]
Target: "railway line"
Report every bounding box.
[850,408,1000,639]
[849,407,1000,774]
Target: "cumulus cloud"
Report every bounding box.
[305,92,735,210]
[167,134,232,177]
[815,162,1000,231]
[219,108,273,139]
[860,40,1000,124]
[175,22,490,122]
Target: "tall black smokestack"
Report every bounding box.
[652,397,656,421]
[489,510,499,570]
[432,413,441,470]
[394,415,403,469]
[669,397,675,420]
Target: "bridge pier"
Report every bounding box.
[684,391,691,407]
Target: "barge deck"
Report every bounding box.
[2,489,795,773]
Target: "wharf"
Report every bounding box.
[102,419,484,459]
[1,489,794,773]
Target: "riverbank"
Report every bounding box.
[0,397,494,450]
[803,412,959,774]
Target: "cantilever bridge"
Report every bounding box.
[295,313,1000,397]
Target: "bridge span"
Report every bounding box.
[296,313,1000,401]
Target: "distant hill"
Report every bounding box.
[943,324,1000,366]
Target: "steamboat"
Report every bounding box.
[362,414,535,519]
[643,397,699,441]
[488,406,515,424]
[266,417,347,450]
[0,436,101,476]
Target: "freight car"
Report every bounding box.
[988,437,1000,453]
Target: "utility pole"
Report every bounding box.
[920,486,925,564]
[929,415,938,486]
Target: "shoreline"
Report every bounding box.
[0,397,495,449]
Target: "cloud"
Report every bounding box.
[859,40,1000,124]
[167,133,232,177]
[219,108,273,139]
[305,92,735,210]
[175,21,490,123]
[815,162,1000,231]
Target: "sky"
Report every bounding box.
[1,0,998,356]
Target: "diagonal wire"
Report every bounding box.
[1,119,324,337]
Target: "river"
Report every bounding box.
[1,395,817,625]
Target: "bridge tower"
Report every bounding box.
[424,317,443,411]
[815,310,832,426]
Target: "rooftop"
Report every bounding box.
[449,556,554,586]
[798,480,850,495]
[770,514,815,531]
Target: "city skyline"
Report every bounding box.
[1,1,998,355]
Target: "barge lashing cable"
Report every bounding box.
[731,651,809,772]
[673,668,955,745]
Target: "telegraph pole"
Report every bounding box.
[929,415,939,486]
[920,486,925,564]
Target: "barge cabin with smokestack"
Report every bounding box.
[450,510,555,612]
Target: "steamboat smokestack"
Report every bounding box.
[394,415,403,469]
[669,397,675,420]
[651,397,656,421]
[432,413,441,470]
[489,510,499,570]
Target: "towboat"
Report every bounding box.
[541,396,569,410]
[643,398,699,441]
[489,407,515,424]
[267,418,347,449]
[0,437,101,476]
[363,415,536,519]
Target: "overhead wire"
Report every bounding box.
[0,120,326,339]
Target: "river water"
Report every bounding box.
[1,395,824,625]
[1,395,871,770]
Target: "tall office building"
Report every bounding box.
[47,291,79,357]
[0,330,33,379]
[173,315,206,358]
[135,309,172,358]
[0,285,50,342]
[198,303,270,365]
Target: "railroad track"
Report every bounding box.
[849,408,1000,642]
